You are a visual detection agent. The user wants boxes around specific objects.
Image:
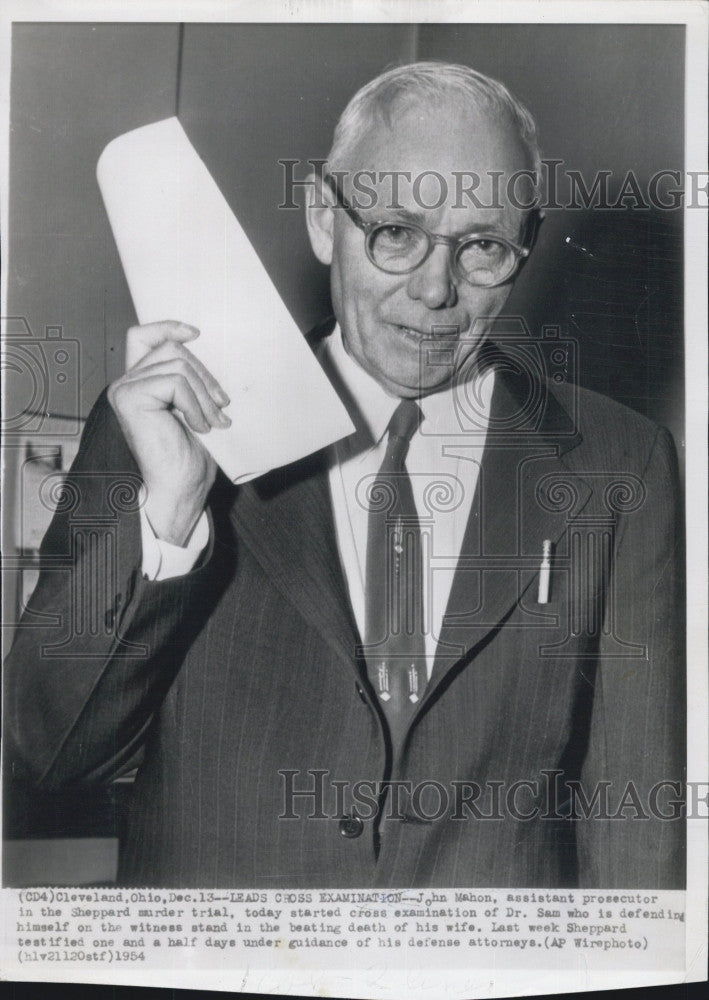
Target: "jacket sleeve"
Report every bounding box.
[576,426,686,888]
[4,390,227,791]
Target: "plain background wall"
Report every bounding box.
[7,23,181,417]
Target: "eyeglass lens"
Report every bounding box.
[368,224,515,286]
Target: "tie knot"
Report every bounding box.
[385,399,422,469]
[388,399,422,444]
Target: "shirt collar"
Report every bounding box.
[321,324,399,447]
[321,323,494,448]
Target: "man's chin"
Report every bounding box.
[382,338,484,398]
[380,365,459,399]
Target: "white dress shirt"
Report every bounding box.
[322,327,493,678]
[139,486,210,580]
[139,325,494,677]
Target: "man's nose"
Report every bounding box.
[406,244,458,309]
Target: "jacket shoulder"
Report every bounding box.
[549,379,673,471]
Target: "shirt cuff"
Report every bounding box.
[139,488,210,581]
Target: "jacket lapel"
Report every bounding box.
[227,449,361,674]
[426,356,592,698]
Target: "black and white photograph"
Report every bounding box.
[1,1,706,996]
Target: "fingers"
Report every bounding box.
[147,371,225,434]
[125,320,200,371]
[114,321,233,441]
[110,357,231,434]
[128,319,199,349]
[130,339,230,409]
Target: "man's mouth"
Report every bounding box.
[392,322,462,342]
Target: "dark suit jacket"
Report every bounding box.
[5,332,685,888]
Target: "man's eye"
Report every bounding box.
[459,238,508,265]
[376,225,419,250]
[468,239,502,255]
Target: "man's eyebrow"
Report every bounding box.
[451,220,506,237]
[376,205,509,237]
[382,205,426,225]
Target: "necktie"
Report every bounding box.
[364,399,426,755]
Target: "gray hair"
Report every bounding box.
[327,60,541,192]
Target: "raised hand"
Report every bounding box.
[107,321,230,545]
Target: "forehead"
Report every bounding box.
[344,100,531,220]
[351,103,532,185]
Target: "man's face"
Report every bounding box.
[319,102,532,398]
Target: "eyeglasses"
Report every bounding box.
[325,174,532,288]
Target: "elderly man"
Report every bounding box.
[5,62,684,888]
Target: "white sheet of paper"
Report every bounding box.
[96,116,353,483]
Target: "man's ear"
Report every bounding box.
[523,207,544,251]
[305,173,335,266]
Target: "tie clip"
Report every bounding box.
[537,540,552,604]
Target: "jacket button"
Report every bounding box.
[355,683,367,703]
[339,814,364,838]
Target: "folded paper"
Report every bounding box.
[96,116,354,482]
